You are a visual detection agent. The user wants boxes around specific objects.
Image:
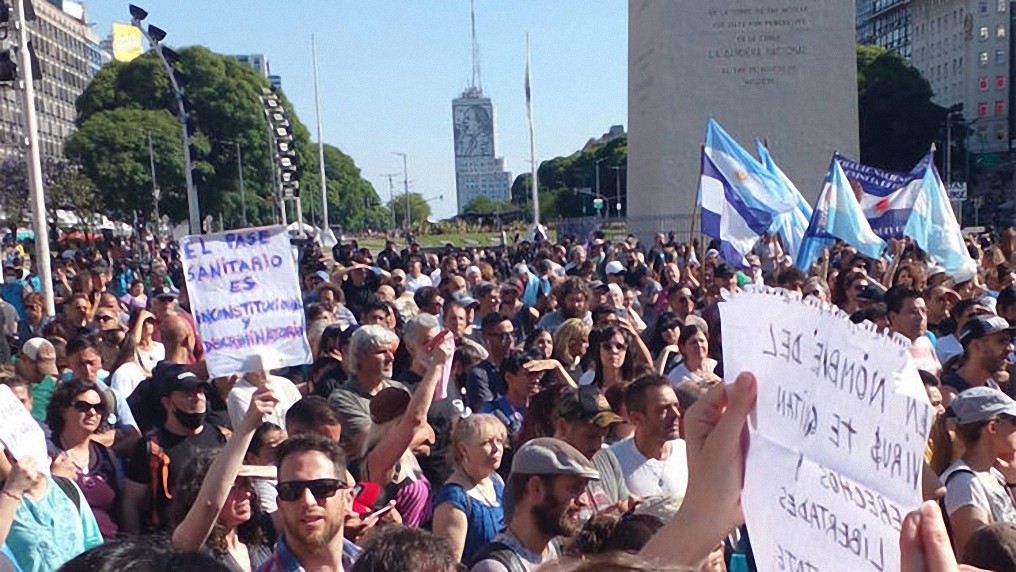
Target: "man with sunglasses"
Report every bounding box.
[263,434,357,572]
[465,313,515,413]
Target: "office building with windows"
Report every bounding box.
[858,0,914,58]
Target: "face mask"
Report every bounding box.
[174,409,206,429]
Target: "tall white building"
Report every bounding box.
[0,0,101,159]
[452,87,511,213]
[911,0,1010,160]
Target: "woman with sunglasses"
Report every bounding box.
[46,379,121,540]
[646,312,684,376]
[171,385,279,571]
[552,318,591,383]
[578,325,651,390]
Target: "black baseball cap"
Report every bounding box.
[153,363,208,397]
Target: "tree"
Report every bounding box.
[0,156,97,233]
[463,196,515,215]
[68,46,380,229]
[387,193,432,229]
[857,45,945,170]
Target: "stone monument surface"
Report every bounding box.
[627,0,859,239]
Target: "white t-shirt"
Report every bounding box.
[666,358,718,388]
[942,460,1016,524]
[405,273,433,293]
[609,437,688,500]
[110,361,148,399]
[227,375,303,430]
[909,336,941,376]
[135,342,166,374]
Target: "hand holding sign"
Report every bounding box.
[719,287,932,572]
[2,454,43,499]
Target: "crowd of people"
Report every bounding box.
[0,227,1014,571]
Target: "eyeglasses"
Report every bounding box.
[276,478,345,502]
[601,342,626,352]
[72,400,106,414]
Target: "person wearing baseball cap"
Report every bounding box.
[121,363,226,534]
[552,386,629,522]
[15,337,60,422]
[941,315,1016,395]
[940,387,1016,555]
[605,260,627,285]
[471,437,599,570]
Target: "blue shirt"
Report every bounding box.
[480,397,524,440]
[257,535,361,572]
[433,477,505,564]
[7,477,103,572]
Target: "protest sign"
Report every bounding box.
[180,226,312,378]
[0,385,50,475]
[720,287,931,572]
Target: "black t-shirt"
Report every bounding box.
[342,274,382,320]
[125,423,227,530]
[941,370,1000,394]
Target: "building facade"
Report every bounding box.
[0,0,101,159]
[229,53,282,90]
[858,0,914,57]
[452,87,511,213]
[911,0,1011,163]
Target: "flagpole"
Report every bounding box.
[525,33,539,228]
[312,34,329,233]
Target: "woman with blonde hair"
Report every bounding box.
[553,318,591,382]
[431,413,507,562]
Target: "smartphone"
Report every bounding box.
[365,503,395,521]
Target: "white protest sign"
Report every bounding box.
[181,225,313,378]
[719,287,931,572]
[0,385,50,475]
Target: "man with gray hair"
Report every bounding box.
[395,313,440,388]
[328,324,408,454]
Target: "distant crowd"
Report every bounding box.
[0,226,1014,571]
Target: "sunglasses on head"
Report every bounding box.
[275,478,345,502]
[72,400,106,414]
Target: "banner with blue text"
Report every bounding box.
[181,226,312,378]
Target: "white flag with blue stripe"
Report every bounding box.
[699,148,773,267]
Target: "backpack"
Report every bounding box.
[469,541,527,572]
[145,431,172,529]
[940,467,976,551]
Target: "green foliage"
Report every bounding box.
[69,47,381,229]
[511,135,627,220]
[0,156,97,231]
[462,196,515,215]
[857,45,946,170]
[387,193,432,229]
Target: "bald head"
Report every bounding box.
[161,315,192,351]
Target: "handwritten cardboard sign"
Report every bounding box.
[720,288,931,572]
[0,385,50,475]
[181,226,312,378]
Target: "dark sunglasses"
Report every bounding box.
[72,400,106,414]
[275,478,345,502]
[601,341,626,352]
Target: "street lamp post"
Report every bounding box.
[608,165,624,218]
[130,5,201,234]
[393,152,409,234]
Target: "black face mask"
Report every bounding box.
[174,409,206,429]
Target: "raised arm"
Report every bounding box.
[363,338,450,483]
[171,385,278,552]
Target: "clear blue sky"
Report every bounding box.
[84,1,628,220]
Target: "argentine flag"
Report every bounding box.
[699,148,773,268]
[903,163,976,278]
[756,141,813,261]
[797,157,887,270]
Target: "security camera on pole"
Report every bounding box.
[129,4,202,235]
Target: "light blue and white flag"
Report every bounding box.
[756,141,812,261]
[798,157,887,269]
[834,151,932,239]
[903,162,976,278]
[704,120,798,224]
[699,148,773,268]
